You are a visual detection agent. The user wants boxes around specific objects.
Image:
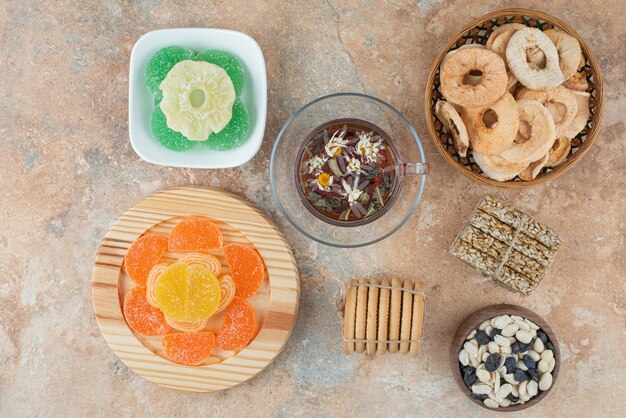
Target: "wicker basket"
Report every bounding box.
[424,8,604,188]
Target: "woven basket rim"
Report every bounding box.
[424,8,604,188]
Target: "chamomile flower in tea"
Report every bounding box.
[296,120,400,224]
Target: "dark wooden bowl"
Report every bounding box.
[450,304,560,412]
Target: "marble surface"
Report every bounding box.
[1,0,624,416]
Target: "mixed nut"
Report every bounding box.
[459,314,557,409]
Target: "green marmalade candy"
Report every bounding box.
[150,104,196,152]
[195,50,245,96]
[145,46,195,95]
[146,46,249,152]
[202,100,250,151]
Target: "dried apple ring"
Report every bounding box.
[546,137,571,168]
[563,91,590,139]
[440,48,508,107]
[563,70,589,92]
[473,152,528,182]
[545,29,582,80]
[486,23,526,50]
[216,273,237,314]
[435,101,469,158]
[487,23,526,60]
[440,44,485,73]
[506,28,564,90]
[177,252,222,276]
[500,99,557,164]
[460,92,519,155]
[516,86,578,137]
[519,154,549,181]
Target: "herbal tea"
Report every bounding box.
[295,119,401,225]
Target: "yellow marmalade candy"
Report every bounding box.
[155,262,221,323]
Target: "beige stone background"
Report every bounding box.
[1,0,624,416]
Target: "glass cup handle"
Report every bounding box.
[384,163,430,177]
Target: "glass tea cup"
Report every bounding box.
[270,93,428,248]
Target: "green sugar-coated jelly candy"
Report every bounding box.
[202,100,250,151]
[145,46,195,95]
[195,50,245,96]
[150,105,196,152]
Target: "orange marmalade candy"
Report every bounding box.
[163,331,216,366]
[216,296,256,350]
[223,243,266,298]
[123,286,171,336]
[168,218,223,252]
[124,234,168,287]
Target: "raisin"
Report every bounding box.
[546,340,555,351]
[473,394,488,401]
[504,356,517,374]
[527,368,540,382]
[489,327,502,340]
[507,394,519,403]
[512,341,531,354]
[485,353,501,372]
[463,370,478,387]
[462,365,475,376]
[523,354,536,369]
[537,330,548,344]
[475,330,490,345]
[514,369,529,382]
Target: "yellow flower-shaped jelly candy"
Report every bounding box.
[155,262,221,323]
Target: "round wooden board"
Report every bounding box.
[92,186,300,392]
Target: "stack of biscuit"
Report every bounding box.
[343,279,425,355]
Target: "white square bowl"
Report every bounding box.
[129,28,267,168]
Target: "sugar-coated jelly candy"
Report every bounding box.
[168,218,223,251]
[216,297,256,351]
[201,100,250,151]
[124,234,168,287]
[164,316,208,333]
[163,331,216,366]
[150,105,196,152]
[155,263,221,323]
[145,46,195,95]
[146,263,169,308]
[123,286,171,336]
[223,243,266,298]
[177,252,222,275]
[216,273,236,314]
[195,50,245,96]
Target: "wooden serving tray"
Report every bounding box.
[91,186,300,392]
